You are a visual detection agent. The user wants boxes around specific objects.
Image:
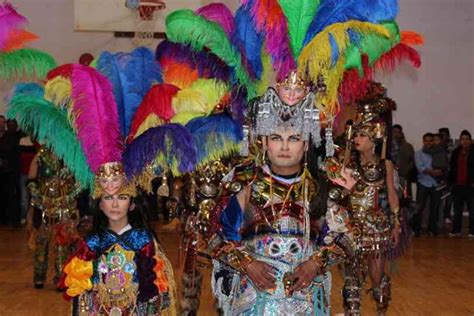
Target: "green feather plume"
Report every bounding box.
[279,0,320,58]
[0,48,57,81]
[7,94,94,189]
[166,9,256,98]
[344,21,400,72]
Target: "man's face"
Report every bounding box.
[7,120,17,132]
[423,136,434,149]
[433,135,442,146]
[276,84,308,106]
[0,117,6,133]
[460,135,472,149]
[439,131,449,143]
[392,127,402,141]
[266,128,306,171]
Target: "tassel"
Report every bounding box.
[239,125,249,156]
[325,127,335,157]
[157,171,170,197]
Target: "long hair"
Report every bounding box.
[90,194,152,234]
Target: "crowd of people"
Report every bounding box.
[390,126,474,238]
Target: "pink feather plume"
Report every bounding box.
[71,65,123,173]
[196,3,235,38]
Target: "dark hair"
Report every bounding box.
[433,133,441,138]
[439,127,450,136]
[345,119,354,126]
[460,130,472,139]
[393,124,402,130]
[91,194,151,234]
[423,132,434,140]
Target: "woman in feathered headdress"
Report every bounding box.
[8,63,177,315]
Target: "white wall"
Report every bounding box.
[1,0,473,150]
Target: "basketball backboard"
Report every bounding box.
[74,0,201,33]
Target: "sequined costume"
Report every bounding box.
[207,163,354,315]
[327,83,404,315]
[59,227,176,316]
[29,148,81,287]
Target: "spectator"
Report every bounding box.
[413,133,443,236]
[391,124,415,199]
[431,133,449,185]
[19,136,37,225]
[439,127,455,223]
[448,130,474,238]
[0,117,21,226]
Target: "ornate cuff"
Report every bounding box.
[391,207,401,228]
[212,241,254,274]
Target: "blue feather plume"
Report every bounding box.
[233,6,264,79]
[97,47,162,136]
[123,123,196,178]
[13,82,44,97]
[186,114,243,165]
[303,0,399,46]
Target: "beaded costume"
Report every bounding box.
[29,147,81,287]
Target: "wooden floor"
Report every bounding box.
[1,224,473,316]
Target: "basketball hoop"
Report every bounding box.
[129,0,166,46]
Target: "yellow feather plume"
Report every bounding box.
[171,78,229,115]
[134,114,164,140]
[170,111,204,125]
[44,76,72,108]
[256,50,275,96]
[298,21,389,117]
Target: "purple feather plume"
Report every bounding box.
[71,64,123,173]
[196,3,235,38]
[123,123,196,178]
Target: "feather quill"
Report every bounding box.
[71,65,123,173]
[7,94,94,189]
[166,9,255,98]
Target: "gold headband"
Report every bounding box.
[276,71,307,89]
[353,122,386,141]
[96,162,125,179]
[92,162,137,198]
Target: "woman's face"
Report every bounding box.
[353,132,374,153]
[99,194,131,225]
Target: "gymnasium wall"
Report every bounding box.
[1,0,472,149]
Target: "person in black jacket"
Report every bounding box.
[448,130,474,237]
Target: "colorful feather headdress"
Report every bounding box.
[0,2,56,81]
[164,0,423,122]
